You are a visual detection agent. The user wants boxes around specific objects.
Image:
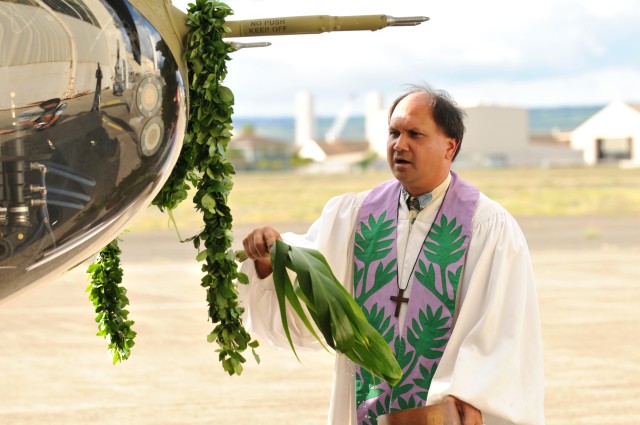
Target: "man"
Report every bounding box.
[91,63,103,111]
[240,85,544,425]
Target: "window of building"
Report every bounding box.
[596,137,633,162]
[41,0,99,27]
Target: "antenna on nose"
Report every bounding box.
[223,14,430,38]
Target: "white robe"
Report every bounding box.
[238,175,545,425]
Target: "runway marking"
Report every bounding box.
[100,99,125,107]
[101,116,124,131]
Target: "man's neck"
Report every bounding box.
[402,173,452,200]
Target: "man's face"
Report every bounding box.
[386,93,458,195]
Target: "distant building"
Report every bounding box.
[570,101,640,167]
[294,90,315,149]
[229,128,293,171]
[458,105,529,167]
[459,105,583,167]
[294,90,374,173]
[0,1,151,109]
[366,97,584,168]
[297,140,372,173]
[528,130,585,167]
[252,91,640,172]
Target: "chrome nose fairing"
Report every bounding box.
[0,0,187,302]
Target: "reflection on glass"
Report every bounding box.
[0,0,186,301]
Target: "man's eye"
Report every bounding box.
[389,130,400,138]
[408,131,421,138]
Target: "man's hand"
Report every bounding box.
[242,227,282,278]
[445,395,483,425]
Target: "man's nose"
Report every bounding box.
[392,134,408,151]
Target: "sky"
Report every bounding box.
[171,0,640,117]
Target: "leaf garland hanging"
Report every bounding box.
[153,0,259,375]
[86,238,136,364]
[87,0,259,375]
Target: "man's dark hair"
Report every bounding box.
[388,84,466,160]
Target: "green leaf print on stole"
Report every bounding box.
[364,303,395,345]
[354,211,397,414]
[388,307,449,410]
[356,371,384,406]
[406,305,450,360]
[354,212,397,305]
[414,362,439,401]
[356,304,394,406]
[388,336,416,411]
[387,214,466,409]
[356,304,395,406]
[416,214,466,313]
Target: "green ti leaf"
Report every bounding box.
[270,240,402,386]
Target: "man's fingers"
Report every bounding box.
[444,396,483,425]
[242,227,281,260]
[444,396,462,423]
[460,402,482,425]
[261,227,282,255]
[242,227,281,279]
[242,232,268,260]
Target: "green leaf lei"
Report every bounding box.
[86,239,136,364]
[87,0,259,375]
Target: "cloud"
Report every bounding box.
[172,0,640,116]
[581,0,639,18]
[453,68,640,108]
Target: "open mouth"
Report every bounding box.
[394,157,411,165]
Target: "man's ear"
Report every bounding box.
[445,138,459,160]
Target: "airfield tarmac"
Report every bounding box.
[0,216,639,424]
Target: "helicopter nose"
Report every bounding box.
[0,0,186,303]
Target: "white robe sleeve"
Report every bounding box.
[237,191,365,351]
[427,194,545,425]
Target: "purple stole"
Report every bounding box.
[353,172,479,424]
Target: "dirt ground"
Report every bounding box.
[0,217,639,424]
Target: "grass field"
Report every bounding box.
[130,166,640,232]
